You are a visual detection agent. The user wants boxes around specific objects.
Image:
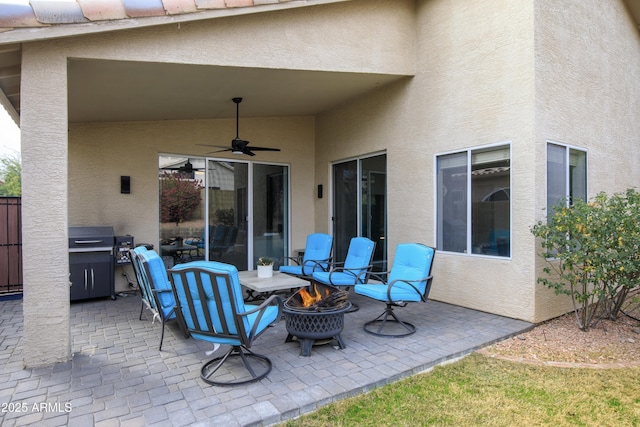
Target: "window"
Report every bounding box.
[436,144,511,257]
[547,142,587,218]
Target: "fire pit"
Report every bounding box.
[283,282,352,356]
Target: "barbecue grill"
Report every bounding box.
[68,226,115,301]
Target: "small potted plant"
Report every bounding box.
[257,257,274,278]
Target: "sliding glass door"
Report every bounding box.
[159,155,289,271]
[332,154,387,271]
[207,160,249,270]
[252,163,289,268]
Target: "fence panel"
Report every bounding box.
[0,197,22,294]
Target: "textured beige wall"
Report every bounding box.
[533,0,640,321]
[21,45,71,368]
[414,0,537,321]
[317,0,540,321]
[68,116,316,284]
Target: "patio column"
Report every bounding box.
[20,46,70,367]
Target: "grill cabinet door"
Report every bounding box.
[69,252,115,301]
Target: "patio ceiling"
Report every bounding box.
[66,58,405,123]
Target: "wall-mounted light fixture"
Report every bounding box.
[120,176,131,194]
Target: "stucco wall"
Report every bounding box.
[414,0,537,321]
[317,0,540,321]
[533,0,640,321]
[68,116,316,290]
[21,45,71,368]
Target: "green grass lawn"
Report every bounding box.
[282,352,640,426]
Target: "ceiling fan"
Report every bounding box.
[163,159,196,173]
[198,97,281,156]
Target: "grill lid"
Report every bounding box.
[69,226,115,249]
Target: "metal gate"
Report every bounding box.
[0,197,22,295]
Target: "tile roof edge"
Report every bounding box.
[0,0,349,44]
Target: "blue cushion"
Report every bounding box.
[132,246,158,311]
[354,283,423,302]
[312,237,374,286]
[281,233,332,276]
[170,261,279,346]
[140,250,177,316]
[355,243,434,303]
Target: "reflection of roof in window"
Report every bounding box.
[452,166,510,178]
[482,187,510,202]
[472,166,510,176]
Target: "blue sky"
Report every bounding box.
[0,106,20,158]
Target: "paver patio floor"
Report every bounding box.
[0,291,532,426]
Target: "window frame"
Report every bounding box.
[546,140,588,215]
[434,142,512,258]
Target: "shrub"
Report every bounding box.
[159,172,203,227]
[531,189,640,331]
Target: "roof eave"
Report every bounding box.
[0,0,351,46]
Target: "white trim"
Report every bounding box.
[545,140,588,209]
[434,141,512,259]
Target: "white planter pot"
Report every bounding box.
[257,265,273,278]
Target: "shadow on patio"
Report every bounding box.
[0,291,532,426]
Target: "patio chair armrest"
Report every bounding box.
[328,264,373,284]
[302,257,333,272]
[239,295,283,340]
[280,255,302,267]
[327,261,345,271]
[387,275,433,303]
[367,271,390,283]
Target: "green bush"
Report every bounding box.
[531,189,640,331]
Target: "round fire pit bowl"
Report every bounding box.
[283,301,352,357]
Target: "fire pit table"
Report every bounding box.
[283,282,351,356]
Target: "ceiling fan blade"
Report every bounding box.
[196,144,229,149]
[246,146,281,152]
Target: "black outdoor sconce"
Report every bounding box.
[121,176,131,194]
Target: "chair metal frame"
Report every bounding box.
[311,237,376,312]
[355,243,435,337]
[279,233,333,279]
[169,262,282,386]
[129,247,182,350]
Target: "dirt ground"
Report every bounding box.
[480,302,640,366]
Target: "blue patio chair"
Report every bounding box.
[169,261,282,386]
[129,246,157,320]
[354,243,435,337]
[185,225,214,258]
[311,237,375,311]
[279,233,333,278]
[134,249,181,350]
[211,225,238,259]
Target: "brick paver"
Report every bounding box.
[0,292,531,426]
